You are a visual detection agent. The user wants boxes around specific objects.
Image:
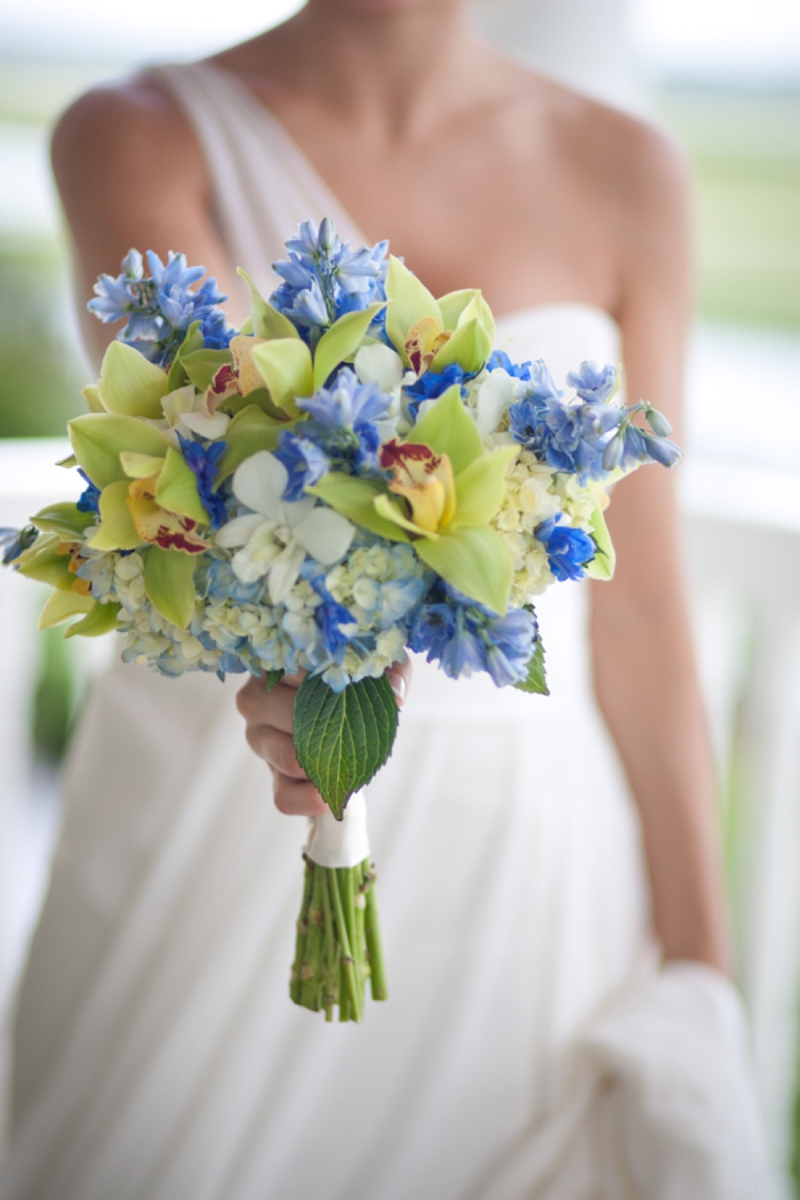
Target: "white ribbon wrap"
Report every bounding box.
[304,791,370,869]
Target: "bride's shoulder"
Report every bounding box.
[51,71,204,202]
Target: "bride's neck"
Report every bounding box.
[241,1,485,141]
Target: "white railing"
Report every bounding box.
[0,437,799,1175]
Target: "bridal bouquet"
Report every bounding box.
[2,220,679,1022]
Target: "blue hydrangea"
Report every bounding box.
[76,469,101,514]
[178,436,229,530]
[275,368,391,500]
[410,582,536,686]
[535,516,596,582]
[88,248,234,367]
[404,362,471,419]
[270,219,389,347]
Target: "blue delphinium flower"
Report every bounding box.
[567,360,618,403]
[88,248,234,367]
[404,362,471,419]
[178,436,229,530]
[535,516,596,582]
[275,368,392,500]
[410,582,536,686]
[270,218,389,346]
[0,525,38,566]
[75,468,101,514]
[486,349,533,381]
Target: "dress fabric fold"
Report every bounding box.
[0,59,777,1200]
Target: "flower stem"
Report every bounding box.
[364,866,388,1002]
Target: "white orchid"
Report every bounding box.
[215,451,355,602]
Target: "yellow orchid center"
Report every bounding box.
[379,440,456,533]
[405,316,452,376]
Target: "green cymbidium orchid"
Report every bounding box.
[384,256,496,377]
[310,386,517,614]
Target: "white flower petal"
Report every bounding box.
[267,542,307,604]
[231,525,282,583]
[215,513,265,548]
[180,411,231,440]
[476,370,514,438]
[292,507,355,565]
[282,495,317,528]
[232,451,287,519]
[354,343,404,391]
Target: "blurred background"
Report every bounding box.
[0,0,798,1188]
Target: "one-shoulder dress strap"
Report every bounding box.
[148,60,367,293]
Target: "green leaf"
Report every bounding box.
[30,502,96,539]
[86,481,141,551]
[15,534,71,586]
[385,256,442,362]
[410,384,484,475]
[313,302,386,390]
[64,600,122,638]
[251,339,313,417]
[416,526,513,614]
[180,348,234,393]
[98,340,170,419]
[293,673,399,819]
[215,405,289,483]
[155,447,208,524]
[38,586,93,630]
[307,474,410,542]
[69,414,169,488]
[265,669,285,691]
[514,637,549,695]
[429,316,493,375]
[237,268,300,340]
[584,500,616,581]
[142,545,197,629]
[450,446,518,529]
[167,321,205,390]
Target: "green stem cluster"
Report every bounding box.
[290,855,387,1022]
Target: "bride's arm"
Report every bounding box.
[591,124,730,973]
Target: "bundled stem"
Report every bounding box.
[290,855,386,1021]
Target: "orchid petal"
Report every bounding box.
[354,343,404,391]
[475,371,514,438]
[291,506,354,565]
[215,513,266,549]
[180,411,231,440]
[232,450,287,519]
[266,541,307,604]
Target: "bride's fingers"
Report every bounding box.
[237,676,296,733]
[272,776,328,817]
[386,656,412,706]
[245,724,307,780]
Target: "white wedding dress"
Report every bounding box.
[0,62,778,1200]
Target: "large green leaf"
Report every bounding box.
[30,502,96,540]
[238,268,300,340]
[385,256,442,361]
[215,405,289,483]
[180,348,234,393]
[313,302,386,390]
[293,672,399,820]
[69,414,169,488]
[251,339,312,417]
[307,474,410,542]
[142,545,197,629]
[584,500,616,581]
[98,340,170,419]
[86,480,141,551]
[514,637,549,695]
[15,534,71,587]
[38,587,93,630]
[155,447,208,524]
[450,446,518,529]
[416,526,513,614]
[410,385,483,475]
[64,600,122,638]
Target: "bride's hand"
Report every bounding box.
[237,660,412,817]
